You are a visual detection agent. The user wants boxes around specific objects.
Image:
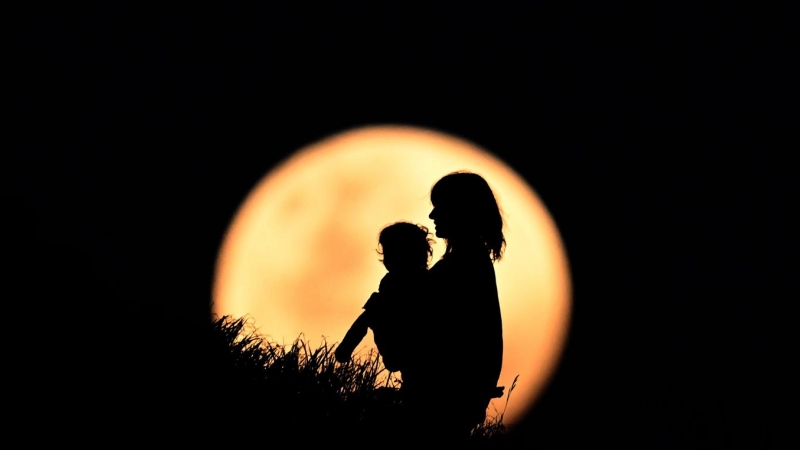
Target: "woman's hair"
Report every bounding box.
[430,171,506,262]
[377,221,435,269]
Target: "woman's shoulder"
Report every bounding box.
[431,250,492,270]
[430,253,496,289]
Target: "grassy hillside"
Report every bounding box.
[208,314,515,445]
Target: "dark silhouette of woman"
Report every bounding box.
[399,171,505,442]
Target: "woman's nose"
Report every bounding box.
[428,208,436,220]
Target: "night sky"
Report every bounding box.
[6,3,793,447]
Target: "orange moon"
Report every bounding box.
[212,125,571,428]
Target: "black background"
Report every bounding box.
[6,3,793,447]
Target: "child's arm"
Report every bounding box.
[334,311,370,363]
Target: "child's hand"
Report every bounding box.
[334,346,351,363]
[382,355,402,373]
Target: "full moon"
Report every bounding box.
[212,125,571,428]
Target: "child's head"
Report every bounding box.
[377,222,434,272]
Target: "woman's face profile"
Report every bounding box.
[429,203,457,238]
[428,205,443,237]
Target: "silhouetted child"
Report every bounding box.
[334,222,433,372]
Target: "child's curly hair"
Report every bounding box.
[377,222,435,270]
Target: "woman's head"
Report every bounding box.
[428,171,505,261]
[377,221,435,271]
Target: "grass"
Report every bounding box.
[208,314,516,445]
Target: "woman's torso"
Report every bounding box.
[403,246,503,401]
